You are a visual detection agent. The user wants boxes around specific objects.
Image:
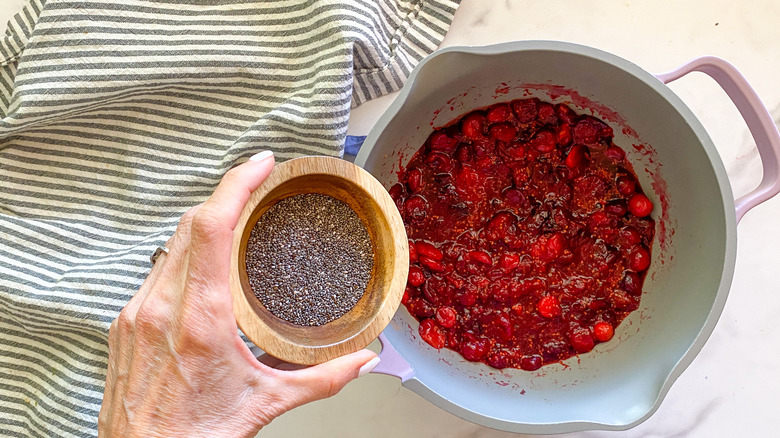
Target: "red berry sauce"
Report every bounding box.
[389,97,656,370]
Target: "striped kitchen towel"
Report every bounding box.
[0,0,460,436]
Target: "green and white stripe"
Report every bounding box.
[0,0,459,435]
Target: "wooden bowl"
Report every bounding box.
[230,156,408,365]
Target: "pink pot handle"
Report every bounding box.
[655,57,780,223]
[371,333,415,381]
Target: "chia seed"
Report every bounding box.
[245,193,374,326]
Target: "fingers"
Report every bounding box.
[122,203,202,320]
[102,203,202,424]
[103,253,166,410]
[272,350,379,409]
[185,152,275,307]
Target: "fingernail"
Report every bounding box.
[249,150,274,162]
[358,357,380,378]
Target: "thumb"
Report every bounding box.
[279,349,379,408]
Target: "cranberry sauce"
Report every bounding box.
[389,98,655,371]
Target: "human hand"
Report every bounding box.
[98,151,380,438]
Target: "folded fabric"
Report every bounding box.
[0,0,459,435]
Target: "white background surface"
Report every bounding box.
[1,1,778,437]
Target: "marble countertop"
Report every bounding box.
[2,1,777,437]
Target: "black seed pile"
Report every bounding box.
[245,193,374,326]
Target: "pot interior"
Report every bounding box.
[356,42,736,432]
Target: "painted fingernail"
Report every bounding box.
[249,150,274,162]
[358,357,380,378]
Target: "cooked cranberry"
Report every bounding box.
[486,211,518,242]
[629,246,651,272]
[530,129,557,152]
[388,183,405,211]
[404,195,429,223]
[419,319,446,349]
[519,354,543,371]
[541,339,568,361]
[443,273,464,290]
[436,306,457,328]
[446,331,460,349]
[605,145,626,162]
[555,103,578,125]
[425,152,454,172]
[499,252,520,271]
[573,175,608,210]
[517,278,545,296]
[503,187,530,210]
[419,255,445,273]
[457,289,478,306]
[573,116,613,143]
[588,297,608,310]
[537,295,561,318]
[633,217,656,242]
[487,350,510,369]
[461,113,486,139]
[503,142,528,161]
[620,271,642,295]
[628,193,653,217]
[474,156,495,172]
[569,328,595,353]
[492,314,514,341]
[493,279,516,300]
[605,199,628,216]
[618,226,642,246]
[554,164,572,181]
[408,239,418,263]
[429,131,459,152]
[489,123,518,142]
[423,277,451,305]
[406,168,424,192]
[556,123,573,146]
[401,286,412,305]
[546,233,567,256]
[537,102,557,124]
[415,241,444,261]
[551,180,574,205]
[512,167,530,186]
[467,250,493,266]
[407,265,426,287]
[408,298,434,318]
[441,243,463,261]
[455,144,473,163]
[615,175,637,196]
[609,290,637,311]
[471,138,495,157]
[512,98,538,123]
[589,211,618,231]
[525,147,542,162]
[487,104,513,123]
[593,321,614,342]
[565,144,588,168]
[460,338,490,361]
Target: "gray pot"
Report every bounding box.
[355,41,780,433]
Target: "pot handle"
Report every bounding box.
[655,56,780,223]
[370,332,415,381]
